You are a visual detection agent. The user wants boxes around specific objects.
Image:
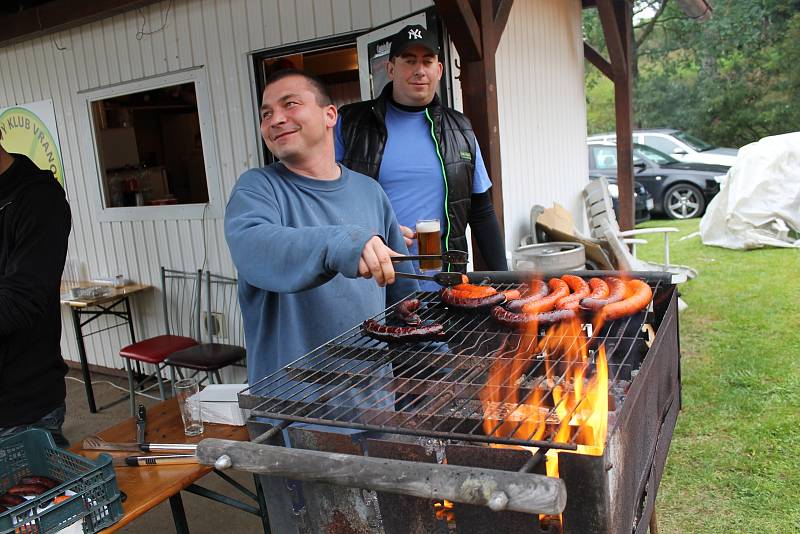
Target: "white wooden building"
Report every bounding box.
[0,0,589,373]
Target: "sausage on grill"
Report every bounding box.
[396,298,421,325]
[600,279,653,321]
[450,284,498,298]
[491,305,576,328]
[556,275,591,311]
[505,279,549,312]
[440,288,506,309]
[521,278,570,314]
[362,319,447,343]
[581,276,626,310]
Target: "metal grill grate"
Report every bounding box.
[240,273,668,451]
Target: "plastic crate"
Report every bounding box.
[0,429,123,534]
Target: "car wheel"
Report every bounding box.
[663,183,705,219]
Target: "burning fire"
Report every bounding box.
[479,293,610,528]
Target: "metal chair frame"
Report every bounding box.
[122,267,201,415]
[167,271,246,388]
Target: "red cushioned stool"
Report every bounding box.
[119,268,202,415]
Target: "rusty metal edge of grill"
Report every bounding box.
[240,270,672,450]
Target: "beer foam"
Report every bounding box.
[416,220,440,233]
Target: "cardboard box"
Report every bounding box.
[189,384,249,426]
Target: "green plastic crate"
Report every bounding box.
[0,429,123,534]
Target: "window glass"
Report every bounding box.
[633,144,678,165]
[91,82,209,208]
[672,130,714,151]
[643,135,680,154]
[591,146,618,170]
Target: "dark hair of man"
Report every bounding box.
[263,68,333,107]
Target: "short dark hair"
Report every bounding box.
[263,68,333,107]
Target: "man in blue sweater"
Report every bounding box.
[224,69,418,390]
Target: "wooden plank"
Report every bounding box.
[434,0,483,61]
[612,0,634,231]
[584,42,613,80]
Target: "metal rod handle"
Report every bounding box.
[197,438,566,516]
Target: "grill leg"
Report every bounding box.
[254,475,271,534]
[649,506,658,534]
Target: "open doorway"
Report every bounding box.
[253,36,361,163]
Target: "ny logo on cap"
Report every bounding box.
[408,28,423,40]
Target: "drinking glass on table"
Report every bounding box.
[175,378,203,436]
[416,219,442,271]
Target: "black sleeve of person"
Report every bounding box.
[468,190,508,271]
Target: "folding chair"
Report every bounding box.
[165,272,245,386]
[119,268,201,415]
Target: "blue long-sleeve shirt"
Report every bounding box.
[224,162,418,388]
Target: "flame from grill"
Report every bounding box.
[479,290,610,527]
[480,314,609,454]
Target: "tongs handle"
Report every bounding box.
[391,250,468,265]
[394,271,465,287]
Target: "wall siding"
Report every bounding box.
[0,0,428,372]
[0,0,586,375]
[495,0,588,250]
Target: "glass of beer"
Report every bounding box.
[416,219,442,270]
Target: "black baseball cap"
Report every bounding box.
[389,24,441,59]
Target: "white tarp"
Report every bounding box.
[700,132,800,249]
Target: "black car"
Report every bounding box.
[589,174,653,224]
[588,142,727,219]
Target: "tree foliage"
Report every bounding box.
[584,0,800,147]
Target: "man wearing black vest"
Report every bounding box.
[0,132,71,447]
[336,24,507,289]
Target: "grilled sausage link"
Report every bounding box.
[491,306,576,328]
[505,280,549,312]
[362,319,446,343]
[586,277,609,299]
[440,288,507,309]
[581,276,626,310]
[0,494,25,506]
[19,476,60,490]
[451,283,498,298]
[521,278,570,314]
[7,483,48,496]
[556,275,591,311]
[396,298,422,325]
[600,279,653,321]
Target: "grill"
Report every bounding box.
[197,270,682,534]
[240,274,664,453]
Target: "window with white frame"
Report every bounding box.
[82,69,222,221]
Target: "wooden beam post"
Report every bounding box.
[435,0,513,269]
[597,0,634,231]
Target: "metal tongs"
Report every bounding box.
[391,250,468,266]
[392,250,468,287]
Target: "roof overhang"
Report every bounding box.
[0,0,162,48]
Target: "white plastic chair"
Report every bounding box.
[583,177,697,283]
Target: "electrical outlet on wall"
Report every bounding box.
[202,311,227,338]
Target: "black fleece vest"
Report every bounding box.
[338,84,476,256]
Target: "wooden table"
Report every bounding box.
[73,398,267,533]
[60,283,151,413]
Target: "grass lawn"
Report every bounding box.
[634,218,800,532]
